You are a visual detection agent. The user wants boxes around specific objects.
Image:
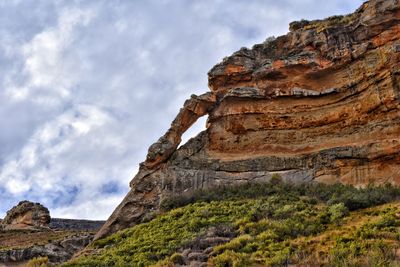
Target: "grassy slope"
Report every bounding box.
[0,229,90,251]
[66,182,400,267]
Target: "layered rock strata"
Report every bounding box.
[96,0,400,239]
[0,233,93,265]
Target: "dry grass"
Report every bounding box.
[291,202,400,265]
[25,256,49,267]
[0,229,94,250]
[295,13,357,33]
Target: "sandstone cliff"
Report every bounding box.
[96,0,400,239]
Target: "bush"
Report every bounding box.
[375,213,400,229]
[68,182,400,267]
[366,242,397,266]
[214,235,253,254]
[329,203,349,224]
[160,181,400,212]
[170,252,185,265]
[212,250,250,267]
[302,13,356,32]
[270,173,283,185]
[25,257,49,267]
[264,246,291,266]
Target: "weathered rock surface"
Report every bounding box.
[0,233,93,264]
[0,201,103,265]
[96,0,400,239]
[1,201,50,230]
[173,225,236,267]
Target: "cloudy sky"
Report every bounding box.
[0,0,364,220]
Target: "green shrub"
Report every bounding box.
[375,213,400,229]
[212,250,250,267]
[264,246,291,266]
[25,257,49,267]
[366,242,397,267]
[270,173,283,185]
[302,13,356,32]
[214,235,253,254]
[160,181,400,212]
[67,182,400,267]
[329,203,349,224]
[170,252,185,265]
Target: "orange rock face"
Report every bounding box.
[96,0,400,239]
[1,201,50,230]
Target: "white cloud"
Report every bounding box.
[6,7,94,104]
[51,195,123,220]
[6,179,31,195]
[0,104,134,218]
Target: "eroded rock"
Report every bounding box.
[0,234,93,264]
[1,201,50,230]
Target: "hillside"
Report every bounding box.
[0,213,104,266]
[67,181,400,266]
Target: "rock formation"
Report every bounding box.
[96,0,400,239]
[1,201,50,230]
[0,202,104,265]
[49,218,105,231]
[0,234,93,265]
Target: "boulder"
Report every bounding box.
[1,201,50,230]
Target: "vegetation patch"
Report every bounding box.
[290,13,357,33]
[291,203,400,265]
[66,182,400,266]
[0,229,83,250]
[160,181,400,212]
[25,256,49,267]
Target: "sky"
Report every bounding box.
[0,0,365,220]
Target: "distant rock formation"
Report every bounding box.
[0,234,93,265]
[49,218,105,231]
[96,0,400,239]
[0,202,104,265]
[1,201,50,230]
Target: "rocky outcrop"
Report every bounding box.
[0,233,93,264]
[0,201,102,265]
[96,0,400,239]
[171,225,236,267]
[1,201,50,230]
